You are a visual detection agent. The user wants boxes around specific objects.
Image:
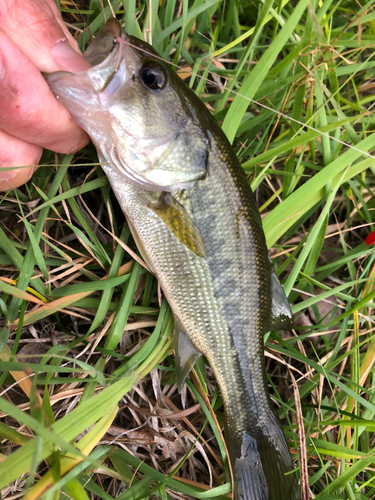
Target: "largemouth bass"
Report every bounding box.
[46,19,300,500]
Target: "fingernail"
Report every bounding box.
[0,165,37,191]
[52,38,91,72]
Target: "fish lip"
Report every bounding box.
[45,29,132,98]
[84,36,128,94]
[83,18,123,66]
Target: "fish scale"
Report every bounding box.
[45,18,300,499]
[189,139,270,432]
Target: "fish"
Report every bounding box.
[45,18,301,500]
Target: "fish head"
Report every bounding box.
[45,19,210,192]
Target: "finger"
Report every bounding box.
[0,32,89,154]
[0,0,91,73]
[0,129,41,191]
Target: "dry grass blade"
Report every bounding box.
[290,369,309,500]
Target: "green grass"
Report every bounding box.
[1,0,375,498]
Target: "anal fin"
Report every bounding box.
[174,321,201,392]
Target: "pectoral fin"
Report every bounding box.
[147,192,205,257]
[174,323,201,392]
[268,270,294,331]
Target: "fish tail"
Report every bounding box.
[232,433,268,500]
[257,418,300,500]
[229,418,300,500]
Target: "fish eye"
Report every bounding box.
[140,63,167,91]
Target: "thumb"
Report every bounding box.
[0,0,91,73]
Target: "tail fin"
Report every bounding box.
[234,433,268,500]
[257,421,300,500]
[229,421,300,500]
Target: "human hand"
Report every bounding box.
[0,0,91,191]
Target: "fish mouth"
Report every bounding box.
[44,25,135,117]
[83,17,123,67]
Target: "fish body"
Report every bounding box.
[46,19,300,500]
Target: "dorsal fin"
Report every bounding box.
[268,269,294,331]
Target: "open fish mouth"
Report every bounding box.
[44,29,131,116]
